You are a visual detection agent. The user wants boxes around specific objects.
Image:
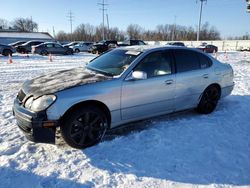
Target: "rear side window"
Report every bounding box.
[198,53,212,69]
[174,50,200,73]
[46,44,53,48]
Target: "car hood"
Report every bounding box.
[22,68,112,98]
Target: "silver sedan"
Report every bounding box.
[13,46,234,149]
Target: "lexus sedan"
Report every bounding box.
[13,46,234,149]
[33,42,73,55]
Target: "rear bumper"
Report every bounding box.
[221,84,234,98]
[13,98,57,144]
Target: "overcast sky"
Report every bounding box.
[0,0,249,38]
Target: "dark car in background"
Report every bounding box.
[0,44,16,56]
[9,41,26,48]
[167,42,185,47]
[33,42,74,55]
[197,44,218,53]
[89,40,118,54]
[16,40,44,53]
[119,39,146,46]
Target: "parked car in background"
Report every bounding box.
[88,40,118,54]
[13,46,234,149]
[70,42,93,53]
[16,40,44,53]
[63,41,81,48]
[9,41,26,48]
[119,39,146,46]
[167,42,185,47]
[197,44,218,53]
[0,44,16,56]
[33,42,74,55]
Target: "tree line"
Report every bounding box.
[56,22,221,42]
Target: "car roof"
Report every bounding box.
[120,45,189,52]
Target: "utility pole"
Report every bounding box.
[67,10,74,41]
[52,26,56,38]
[106,13,109,39]
[171,16,177,41]
[98,0,108,40]
[197,0,207,41]
[30,16,34,32]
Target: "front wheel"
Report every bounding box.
[196,85,220,114]
[60,106,108,149]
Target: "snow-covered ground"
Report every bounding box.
[0,52,249,188]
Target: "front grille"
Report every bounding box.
[18,89,26,103]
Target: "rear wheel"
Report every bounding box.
[3,49,12,56]
[197,85,220,114]
[75,49,80,53]
[60,106,108,149]
[40,50,48,56]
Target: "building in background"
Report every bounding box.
[0,30,54,44]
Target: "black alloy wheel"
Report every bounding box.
[60,106,108,149]
[197,86,220,114]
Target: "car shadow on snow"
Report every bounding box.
[0,166,93,188]
[83,95,250,186]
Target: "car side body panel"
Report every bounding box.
[37,47,234,129]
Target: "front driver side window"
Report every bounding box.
[134,51,172,78]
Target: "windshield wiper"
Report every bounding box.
[86,66,114,77]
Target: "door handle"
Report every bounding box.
[203,74,209,79]
[165,80,174,85]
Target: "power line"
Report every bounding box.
[197,0,207,41]
[67,10,74,40]
[98,0,108,40]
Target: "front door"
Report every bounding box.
[121,50,176,120]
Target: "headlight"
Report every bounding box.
[24,95,56,112]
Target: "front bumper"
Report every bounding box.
[13,98,57,144]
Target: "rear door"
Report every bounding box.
[121,50,176,120]
[173,49,212,111]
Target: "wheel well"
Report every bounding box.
[202,83,221,100]
[209,83,221,98]
[61,100,111,128]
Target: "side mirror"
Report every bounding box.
[127,71,147,81]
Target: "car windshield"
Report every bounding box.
[86,49,141,76]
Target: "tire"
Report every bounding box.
[196,85,220,114]
[60,106,108,149]
[3,49,12,56]
[66,50,73,55]
[40,50,48,56]
[75,49,80,53]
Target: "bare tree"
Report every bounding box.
[127,24,144,39]
[12,18,38,32]
[0,18,10,29]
